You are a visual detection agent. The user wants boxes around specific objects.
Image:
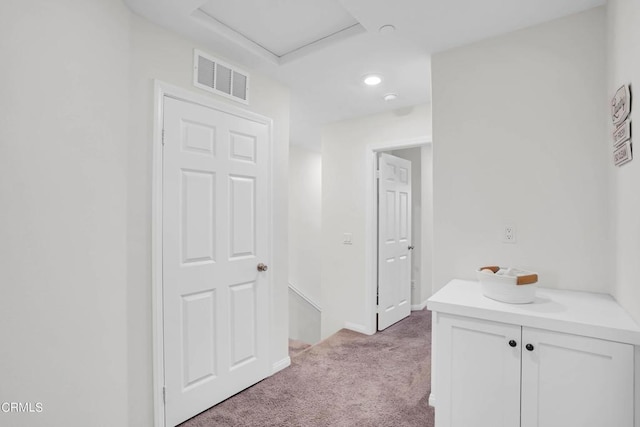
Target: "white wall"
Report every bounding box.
[288,145,322,343]
[321,104,431,339]
[606,0,640,326]
[127,14,290,427]
[431,7,610,294]
[605,3,640,424]
[289,145,322,304]
[422,145,434,306]
[0,3,290,426]
[0,1,130,426]
[288,289,321,344]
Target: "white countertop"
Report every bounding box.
[427,279,640,345]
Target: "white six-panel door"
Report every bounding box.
[377,153,412,330]
[162,97,270,426]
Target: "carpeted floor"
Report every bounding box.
[288,339,312,357]
[180,309,434,427]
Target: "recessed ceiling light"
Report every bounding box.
[383,93,398,102]
[379,24,396,34]
[363,74,382,86]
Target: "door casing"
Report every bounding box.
[151,80,274,427]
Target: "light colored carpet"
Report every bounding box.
[180,308,434,426]
[288,339,312,357]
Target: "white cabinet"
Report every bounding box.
[520,327,633,427]
[428,280,640,427]
[437,315,521,427]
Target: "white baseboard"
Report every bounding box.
[344,321,375,335]
[428,393,436,408]
[411,299,429,311]
[271,356,291,374]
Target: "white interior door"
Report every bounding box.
[377,152,412,330]
[520,327,634,427]
[162,96,270,426]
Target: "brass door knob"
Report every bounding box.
[257,263,268,272]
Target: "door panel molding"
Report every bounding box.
[377,153,412,330]
[152,80,273,427]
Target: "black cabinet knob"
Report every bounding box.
[508,340,517,347]
[525,343,534,351]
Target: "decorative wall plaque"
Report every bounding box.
[613,120,631,146]
[611,84,631,126]
[614,140,632,167]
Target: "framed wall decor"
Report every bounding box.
[613,140,632,167]
[613,120,631,146]
[611,84,631,126]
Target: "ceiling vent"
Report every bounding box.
[193,49,249,104]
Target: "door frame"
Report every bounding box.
[363,136,432,335]
[151,80,274,427]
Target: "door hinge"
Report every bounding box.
[161,129,165,146]
[375,170,380,179]
[162,386,166,404]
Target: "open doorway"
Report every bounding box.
[364,138,432,334]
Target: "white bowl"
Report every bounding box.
[477,268,537,304]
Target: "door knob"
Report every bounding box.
[525,343,534,352]
[257,263,268,272]
[408,246,415,250]
[508,340,517,348]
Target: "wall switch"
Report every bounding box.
[503,225,516,243]
[343,233,353,245]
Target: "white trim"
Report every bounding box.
[278,24,366,65]
[191,9,280,65]
[151,80,274,427]
[272,357,291,374]
[364,136,432,334]
[411,299,429,311]
[288,282,322,312]
[191,8,365,66]
[635,346,640,427]
[428,393,436,408]
[366,136,431,153]
[151,81,166,427]
[344,321,375,335]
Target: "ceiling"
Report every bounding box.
[125,0,605,149]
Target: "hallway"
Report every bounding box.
[179,309,434,426]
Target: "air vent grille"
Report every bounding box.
[194,49,249,104]
[197,55,215,88]
[232,71,247,100]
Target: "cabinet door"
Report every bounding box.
[521,327,634,427]
[436,314,521,427]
